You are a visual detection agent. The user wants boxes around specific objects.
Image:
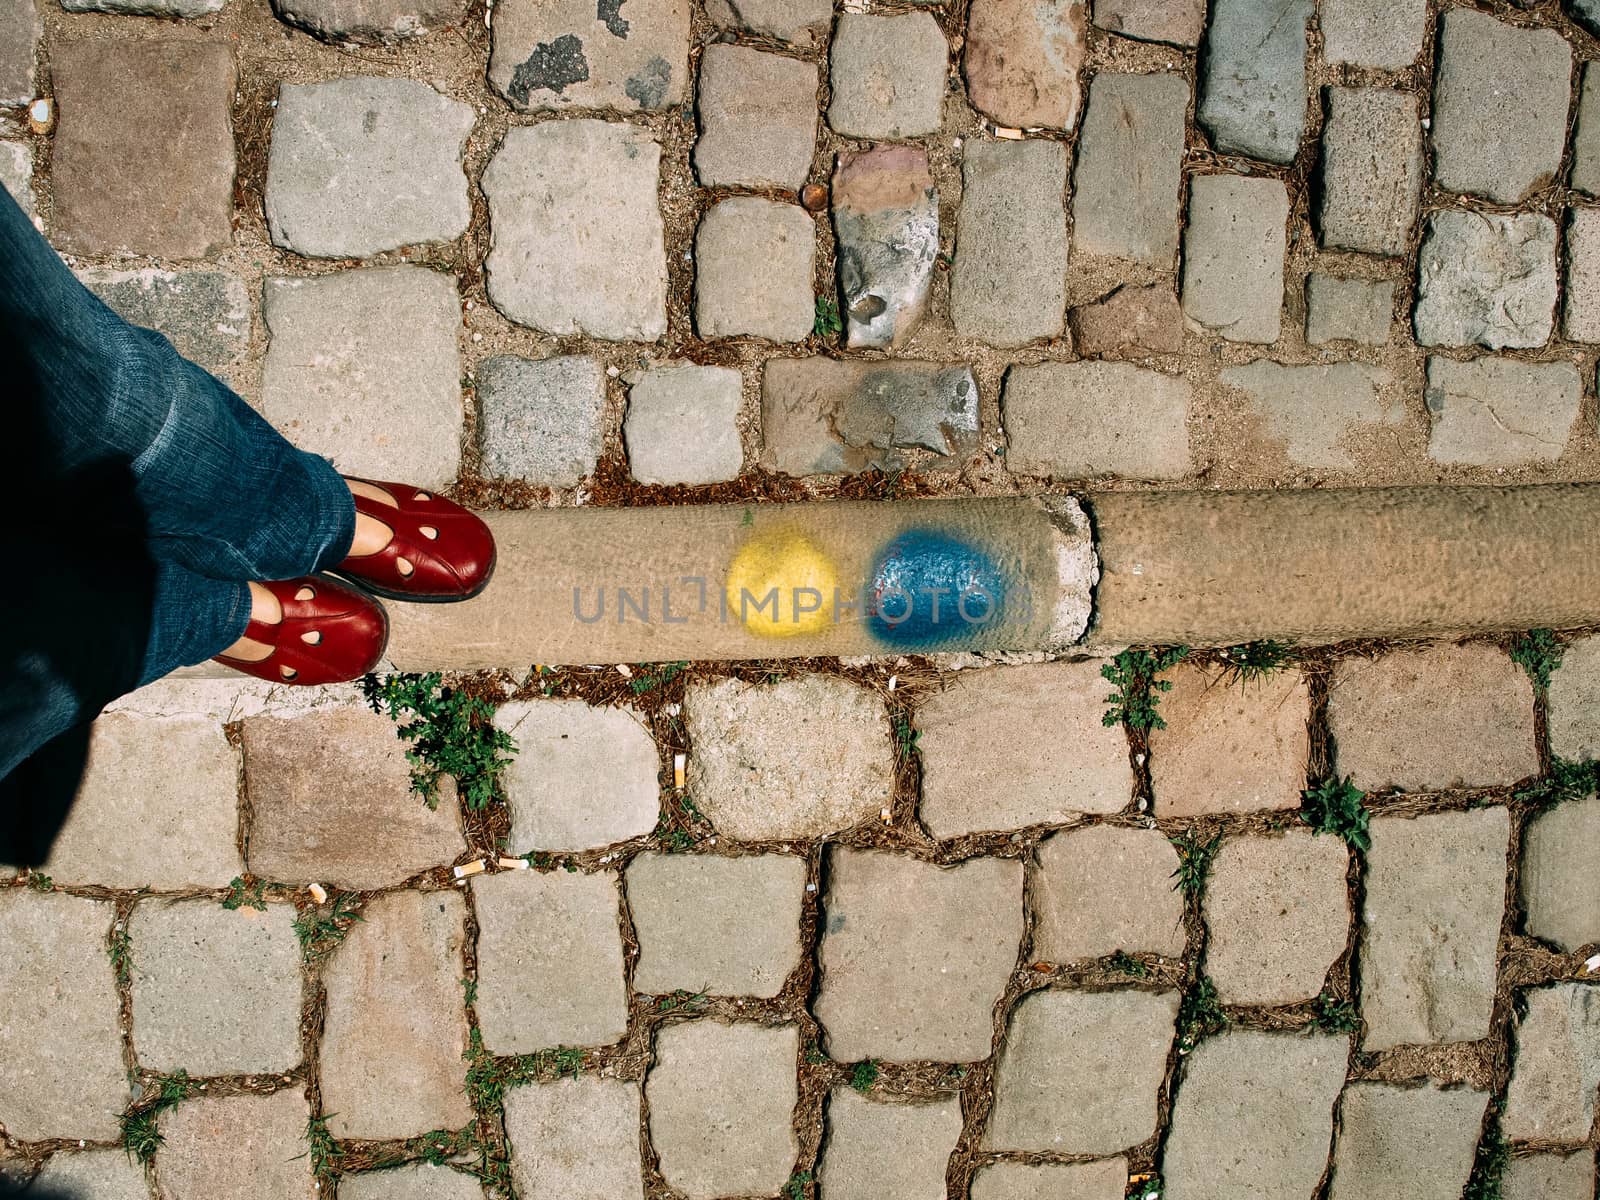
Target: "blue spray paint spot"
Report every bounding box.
[867,529,1006,647]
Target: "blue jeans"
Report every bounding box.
[0,180,356,786]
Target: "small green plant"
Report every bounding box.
[1216,639,1294,686]
[892,714,921,757]
[464,1028,506,1112]
[293,893,364,963]
[1131,1175,1163,1200]
[1178,977,1227,1049]
[630,661,688,695]
[656,988,709,1013]
[1300,776,1372,852]
[1509,629,1564,692]
[25,871,51,892]
[108,925,131,988]
[813,295,843,338]
[1169,829,1222,896]
[415,1129,458,1166]
[1514,756,1600,812]
[1108,950,1150,979]
[804,1040,828,1065]
[461,976,478,1006]
[785,1169,814,1199]
[1312,990,1360,1034]
[849,1059,880,1093]
[1462,1129,1509,1200]
[300,1114,342,1184]
[549,1047,584,1079]
[120,1072,194,1164]
[1102,647,1190,731]
[362,672,516,811]
[221,876,267,911]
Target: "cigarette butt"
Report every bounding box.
[616,664,632,677]
[453,859,487,879]
[497,856,529,870]
[879,806,892,823]
[673,753,686,789]
[887,674,898,691]
[1585,952,1600,973]
[308,883,327,904]
[992,125,1024,140]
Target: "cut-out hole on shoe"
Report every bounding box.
[413,490,431,501]
[396,556,415,578]
[280,666,299,681]
[301,630,322,646]
[295,584,316,601]
[419,525,439,540]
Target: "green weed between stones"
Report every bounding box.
[1300,776,1372,852]
[293,893,364,964]
[1215,639,1294,686]
[785,1169,813,1199]
[108,924,131,989]
[461,976,478,1006]
[1509,629,1564,692]
[1168,830,1222,896]
[1514,756,1600,812]
[362,672,516,811]
[220,876,267,911]
[629,661,687,695]
[1462,1126,1510,1200]
[24,871,51,892]
[298,1114,342,1184]
[892,713,922,758]
[120,1071,194,1164]
[1102,647,1190,731]
[849,1059,880,1093]
[465,1028,584,1115]
[813,296,843,338]
[655,988,709,1014]
[1108,950,1150,979]
[1312,990,1360,1034]
[1177,977,1228,1050]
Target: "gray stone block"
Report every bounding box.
[964,0,1088,131]
[1181,173,1287,345]
[705,0,830,46]
[476,355,605,487]
[1317,87,1421,258]
[1503,983,1600,1141]
[1503,1153,1596,1200]
[683,676,891,841]
[1073,72,1187,265]
[971,1160,1129,1200]
[819,1089,963,1199]
[1091,0,1201,46]
[1549,634,1600,762]
[158,1091,315,1199]
[986,989,1178,1153]
[1423,356,1579,468]
[1565,209,1600,343]
[0,140,33,219]
[27,1151,148,1200]
[63,0,219,16]
[646,1021,799,1200]
[341,1164,487,1200]
[1360,809,1511,1052]
[261,267,463,489]
[1414,212,1557,350]
[0,893,125,1142]
[951,139,1068,346]
[489,0,690,111]
[130,900,302,1076]
[1305,274,1394,346]
[1034,825,1187,961]
[1321,0,1424,68]
[482,121,667,341]
[1431,9,1572,203]
[1574,64,1600,198]
[760,358,978,477]
[627,852,807,998]
[1197,0,1313,164]
[266,78,474,259]
[694,45,817,190]
[0,0,38,106]
[814,848,1022,1062]
[832,144,938,349]
[623,363,744,485]
[504,1077,643,1200]
[272,0,463,43]
[1164,1031,1347,1200]
[471,869,628,1053]
[1522,793,1600,953]
[1003,360,1191,479]
[1329,1082,1487,1200]
[829,13,948,139]
[79,268,251,375]
[1072,283,1182,355]
[694,197,816,342]
[1217,360,1399,470]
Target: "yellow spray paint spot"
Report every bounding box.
[724,530,839,638]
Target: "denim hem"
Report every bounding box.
[307,453,357,574]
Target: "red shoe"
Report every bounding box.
[212,576,388,685]
[332,479,496,603]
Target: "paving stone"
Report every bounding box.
[1565,209,1600,343]
[79,268,250,376]
[1305,274,1393,346]
[1329,1082,1488,1200]
[694,198,815,342]
[986,989,1178,1152]
[0,141,34,220]
[964,0,1087,131]
[27,1150,148,1200]
[1072,72,1187,266]
[1218,360,1399,470]
[63,0,220,17]
[1318,88,1421,258]
[646,1020,799,1200]
[1197,0,1312,164]
[832,144,939,349]
[130,900,302,1076]
[261,267,462,489]
[490,0,689,112]
[320,890,472,1139]
[471,869,627,1053]
[683,675,891,841]
[1071,284,1182,356]
[272,0,462,43]
[1502,1153,1597,1200]
[623,363,743,485]
[495,698,661,853]
[1321,0,1424,67]
[341,1164,487,1200]
[1549,634,1600,761]
[1148,665,1310,816]
[1329,644,1538,790]
[482,121,666,341]
[1034,825,1186,961]
[1205,830,1350,1005]
[829,13,948,139]
[1359,808,1511,1052]
[243,709,466,888]
[1002,360,1191,479]
[159,1091,314,1200]
[704,0,830,46]
[1432,10,1571,204]
[1577,0,1600,39]
[627,852,806,998]
[0,893,124,1142]
[503,1077,643,1200]
[1414,212,1557,350]
[1163,1031,1347,1200]
[1504,983,1600,1140]
[0,0,38,106]
[1423,356,1580,468]
[1574,65,1600,198]
[1181,173,1288,345]
[815,848,1022,1061]
[695,45,816,191]
[265,79,473,259]
[819,1089,962,1199]
[476,355,604,487]
[1523,793,1600,953]
[1091,0,1201,46]
[27,714,239,888]
[760,358,978,477]
[916,660,1133,839]
[50,41,235,259]
[951,139,1068,346]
